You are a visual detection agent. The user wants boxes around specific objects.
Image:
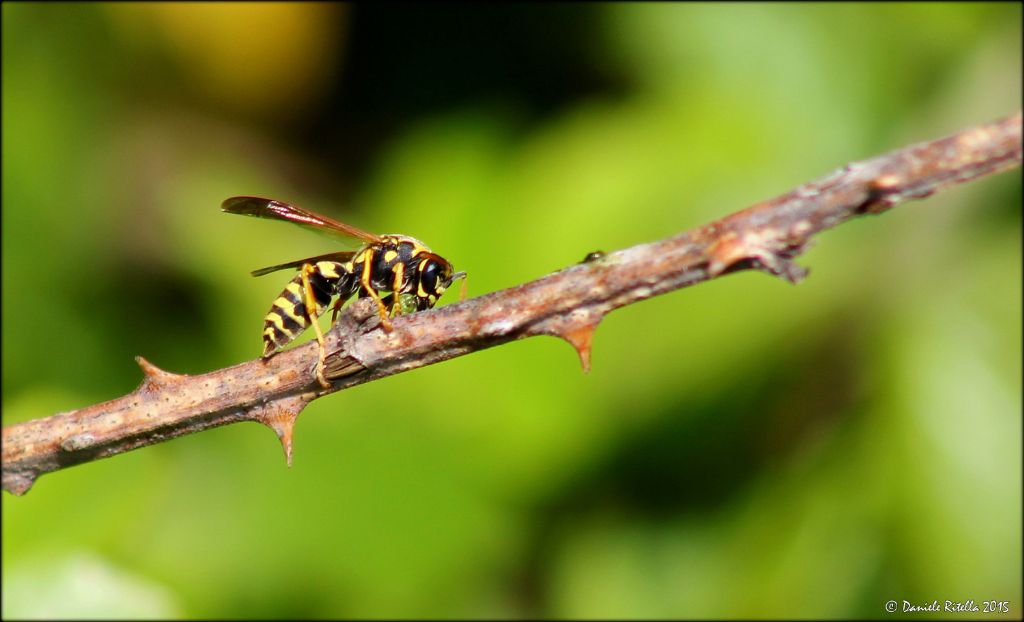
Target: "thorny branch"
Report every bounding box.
[3,112,1021,496]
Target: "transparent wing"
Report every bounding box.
[250,251,356,277]
[222,196,382,243]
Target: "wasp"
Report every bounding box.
[222,196,465,388]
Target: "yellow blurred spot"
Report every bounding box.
[105,3,346,119]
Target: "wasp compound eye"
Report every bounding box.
[420,260,440,294]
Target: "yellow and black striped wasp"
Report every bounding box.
[222,196,465,388]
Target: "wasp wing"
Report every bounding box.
[250,251,357,277]
[222,196,382,243]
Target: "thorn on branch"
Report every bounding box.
[561,321,600,373]
[135,356,188,393]
[250,395,312,467]
[534,310,604,374]
[706,232,809,284]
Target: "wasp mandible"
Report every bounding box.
[222,196,465,388]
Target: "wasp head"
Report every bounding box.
[418,254,466,305]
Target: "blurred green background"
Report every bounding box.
[2,3,1020,619]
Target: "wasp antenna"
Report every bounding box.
[452,272,468,302]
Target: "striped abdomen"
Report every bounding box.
[262,261,355,357]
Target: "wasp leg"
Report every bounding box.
[301,263,331,388]
[360,255,393,332]
[388,263,406,319]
